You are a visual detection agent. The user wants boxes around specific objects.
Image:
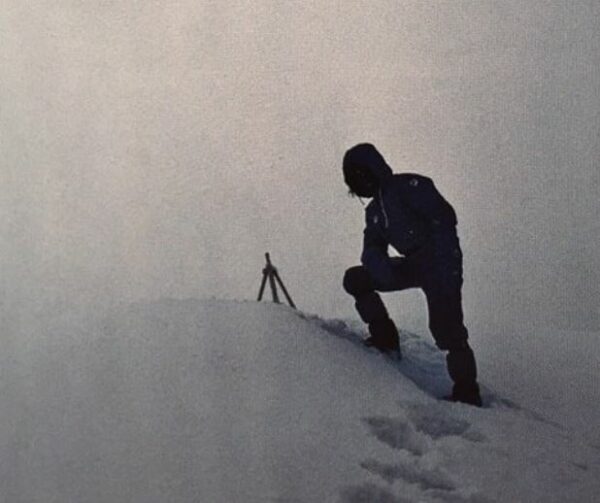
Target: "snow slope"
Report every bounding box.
[1,299,598,502]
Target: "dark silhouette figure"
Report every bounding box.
[342,143,482,406]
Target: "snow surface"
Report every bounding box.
[1,299,599,502]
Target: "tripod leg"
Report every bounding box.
[274,272,296,308]
[268,271,280,303]
[257,271,268,301]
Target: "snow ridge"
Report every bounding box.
[0,299,598,502]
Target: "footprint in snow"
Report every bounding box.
[341,470,491,503]
[358,408,490,502]
[363,407,485,452]
[405,403,486,443]
[362,416,427,455]
[360,458,455,491]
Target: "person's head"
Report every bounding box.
[342,143,389,198]
[343,162,379,197]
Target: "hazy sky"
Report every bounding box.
[1,1,598,336]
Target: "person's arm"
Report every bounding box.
[361,219,395,287]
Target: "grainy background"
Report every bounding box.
[2,1,598,339]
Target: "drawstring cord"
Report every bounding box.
[378,187,389,228]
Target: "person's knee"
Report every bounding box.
[429,319,453,348]
[427,295,467,350]
[343,266,371,296]
[429,319,469,350]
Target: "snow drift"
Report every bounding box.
[1,299,598,502]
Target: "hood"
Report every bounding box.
[342,143,394,183]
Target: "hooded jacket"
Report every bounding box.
[344,144,461,287]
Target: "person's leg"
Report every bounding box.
[343,259,418,352]
[423,274,482,406]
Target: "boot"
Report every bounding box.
[446,382,482,407]
[445,345,482,407]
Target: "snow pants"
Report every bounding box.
[343,254,478,391]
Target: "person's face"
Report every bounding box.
[347,164,379,197]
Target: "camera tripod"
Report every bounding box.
[257,252,296,309]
